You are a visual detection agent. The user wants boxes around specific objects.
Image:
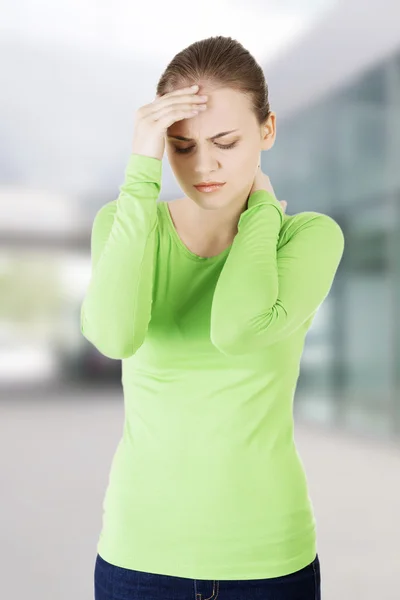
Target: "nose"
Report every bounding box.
[192,146,220,174]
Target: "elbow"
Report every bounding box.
[80,327,142,360]
[210,309,287,355]
[80,311,143,360]
[210,324,250,356]
[210,305,250,355]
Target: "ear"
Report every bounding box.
[261,111,276,151]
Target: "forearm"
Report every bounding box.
[80,154,161,359]
[210,189,344,355]
[211,190,283,354]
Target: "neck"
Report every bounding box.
[182,195,249,243]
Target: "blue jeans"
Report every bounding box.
[94,552,321,599]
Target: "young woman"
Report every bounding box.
[81,35,344,600]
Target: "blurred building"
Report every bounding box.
[265,18,400,439]
[1,0,399,441]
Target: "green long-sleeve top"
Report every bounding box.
[80,153,345,580]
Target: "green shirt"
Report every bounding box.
[81,153,345,580]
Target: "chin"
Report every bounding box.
[188,189,232,209]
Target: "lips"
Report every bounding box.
[195,182,224,186]
[194,182,225,189]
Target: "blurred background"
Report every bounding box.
[1,0,400,598]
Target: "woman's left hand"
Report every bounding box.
[249,164,287,213]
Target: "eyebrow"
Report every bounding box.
[167,129,240,142]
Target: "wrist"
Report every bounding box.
[247,189,283,213]
[238,190,284,233]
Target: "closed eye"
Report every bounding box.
[173,141,237,154]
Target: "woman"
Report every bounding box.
[81,35,344,599]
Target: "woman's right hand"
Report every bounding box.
[131,84,208,161]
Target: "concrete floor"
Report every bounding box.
[1,386,399,599]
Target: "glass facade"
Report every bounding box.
[264,51,400,439]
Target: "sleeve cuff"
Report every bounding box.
[241,189,284,227]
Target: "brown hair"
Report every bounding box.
[156,35,271,126]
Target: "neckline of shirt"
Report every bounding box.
[159,201,232,263]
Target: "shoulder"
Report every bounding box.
[157,198,187,224]
[88,201,119,255]
[158,198,185,212]
[92,199,117,228]
[280,210,345,252]
[91,198,178,233]
[283,210,343,236]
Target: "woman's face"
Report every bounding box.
[165,85,276,211]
